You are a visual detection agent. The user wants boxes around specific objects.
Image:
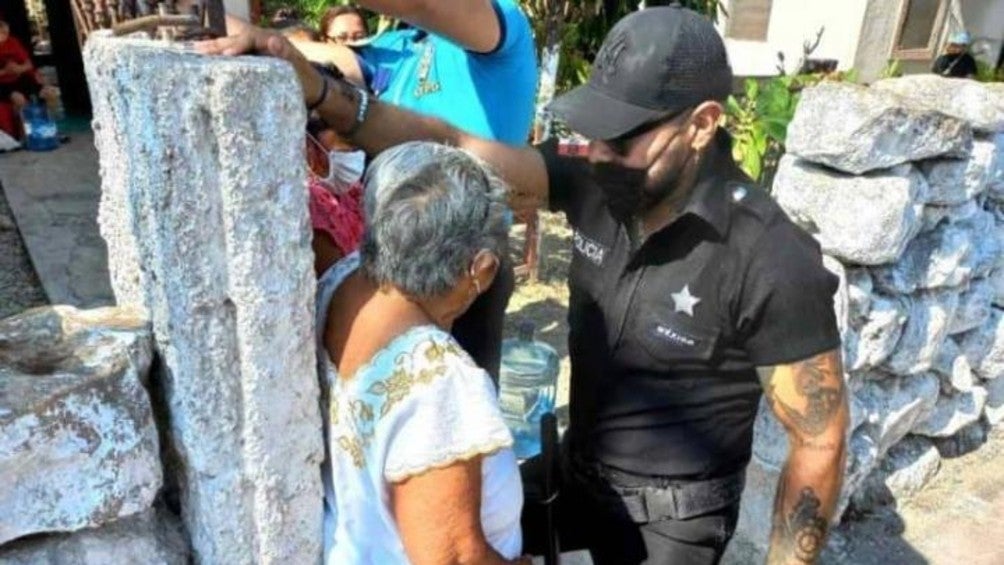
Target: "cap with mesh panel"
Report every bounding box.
[549,5,733,141]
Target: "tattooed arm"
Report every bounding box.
[757,349,849,565]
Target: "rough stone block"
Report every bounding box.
[849,435,940,512]
[873,75,1004,133]
[872,210,997,294]
[932,420,988,457]
[958,308,1004,380]
[0,508,189,564]
[786,82,972,174]
[984,376,1004,427]
[919,138,996,205]
[931,337,976,394]
[847,268,873,322]
[84,38,324,564]
[854,373,940,458]
[991,268,1004,307]
[882,290,959,375]
[949,278,994,335]
[773,156,925,265]
[989,133,1004,201]
[845,294,908,372]
[0,306,161,545]
[911,386,987,438]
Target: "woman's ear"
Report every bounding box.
[470,250,500,294]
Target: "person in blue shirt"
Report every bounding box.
[273,0,537,380]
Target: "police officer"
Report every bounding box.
[202,5,850,564]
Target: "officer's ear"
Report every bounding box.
[688,101,724,154]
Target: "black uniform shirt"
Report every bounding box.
[540,134,840,479]
[932,52,978,78]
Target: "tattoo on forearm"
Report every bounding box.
[780,487,828,563]
[763,355,843,437]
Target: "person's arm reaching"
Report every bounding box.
[757,350,849,565]
[196,26,549,212]
[357,0,503,53]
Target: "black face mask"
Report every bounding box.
[592,161,680,224]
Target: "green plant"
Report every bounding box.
[975,59,1004,83]
[881,59,904,79]
[724,76,798,186]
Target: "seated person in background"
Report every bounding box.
[932,31,978,79]
[317,141,526,564]
[0,19,56,115]
[319,6,370,46]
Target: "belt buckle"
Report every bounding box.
[642,485,679,522]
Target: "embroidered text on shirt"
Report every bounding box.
[573,230,606,266]
[654,324,696,347]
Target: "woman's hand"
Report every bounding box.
[195,26,324,107]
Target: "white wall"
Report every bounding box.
[961,0,1004,66]
[224,0,251,22]
[717,0,870,77]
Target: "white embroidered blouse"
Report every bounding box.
[317,253,523,564]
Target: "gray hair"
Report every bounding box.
[360,141,509,298]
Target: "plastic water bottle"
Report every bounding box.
[499,322,559,459]
[21,98,59,152]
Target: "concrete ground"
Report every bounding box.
[2,130,1003,565]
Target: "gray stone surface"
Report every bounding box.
[989,133,1004,201]
[949,278,993,335]
[0,133,113,308]
[854,373,940,458]
[84,37,324,564]
[984,376,1004,427]
[786,82,972,174]
[931,337,976,394]
[850,436,941,512]
[845,294,908,372]
[0,180,48,319]
[0,508,189,564]
[992,268,1004,307]
[873,75,1004,133]
[919,138,995,205]
[871,210,998,294]
[911,386,987,438]
[882,290,960,375]
[773,156,925,265]
[0,306,160,545]
[958,308,1004,381]
[847,268,873,322]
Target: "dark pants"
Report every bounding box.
[451,255,514,386]
[522,449,741,565]
[0,75,42,101]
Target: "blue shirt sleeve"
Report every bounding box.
[479,0,532,57]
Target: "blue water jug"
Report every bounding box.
[499,322,559,459]
[21,99,59,152]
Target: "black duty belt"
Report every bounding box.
[567,455,746,524]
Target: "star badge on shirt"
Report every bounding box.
[671,285,701,317]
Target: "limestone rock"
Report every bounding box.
[85,38,324,564]
[873,75,1004,133]
[0,508,189,564]
[0,306,161,545]
[932,420,988,458]
[991,268,1004,307]
[786,82,972,174]
[958,308,1004,380]
[838,429,881,519]
[949,278,994,335]
[989,133,1004,201]
[911,386,987,437]
[931,338,976,394]
[845,294,908,372]
[854,373,940,457]
[984,376,1004,427]
[773,156,925,265]
[919,137,996,204]
[882,290,959,375]
[871,210,997,293]
[850,436,940,512]
[847,268,873,322]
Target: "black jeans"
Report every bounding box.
[451,255,514,386]
[522,450,741,565]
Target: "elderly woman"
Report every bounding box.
[316,141,525,564]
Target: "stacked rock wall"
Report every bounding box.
[730,76,1004,559]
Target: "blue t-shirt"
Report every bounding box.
[359,0,538,145]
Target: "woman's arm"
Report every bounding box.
[391,456,527,565]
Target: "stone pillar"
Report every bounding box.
[83,36,324,564]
